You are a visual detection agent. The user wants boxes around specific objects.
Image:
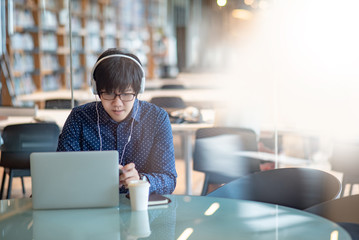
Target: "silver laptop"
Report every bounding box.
[30,151,119,210]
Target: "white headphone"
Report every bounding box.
[91,54,146,95]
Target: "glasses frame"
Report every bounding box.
[100,92,136,102]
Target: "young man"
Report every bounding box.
[57,48,177,194]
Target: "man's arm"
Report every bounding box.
[143,113,177,194]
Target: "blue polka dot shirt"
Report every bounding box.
[57,99,177,194]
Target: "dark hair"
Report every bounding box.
[93,48,143,95]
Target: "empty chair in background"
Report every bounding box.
[305,194,359,240]
[329,141,359,197]
[207,167,341,210]
[0,123,60,199]
[305,194,359,223]
[150,97,187,124]
[45,99,79,109]
[149,96,186,109]
[149,97,203,123]
[160,84,185,90]
[193,127,261,195]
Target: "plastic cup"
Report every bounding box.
[128,180,150,211]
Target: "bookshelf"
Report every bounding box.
[1,0,166,107]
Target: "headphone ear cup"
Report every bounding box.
[139,76,145,93]
[91,78,97,95]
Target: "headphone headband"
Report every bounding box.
[91,54,146,94]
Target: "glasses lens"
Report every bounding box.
[101,92,135,101]
[120,93,135,101]
[102,93,115,100]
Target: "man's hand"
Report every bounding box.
[119,163,140,188]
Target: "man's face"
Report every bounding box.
[99,87,136,122]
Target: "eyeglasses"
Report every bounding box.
[100,92,136,101]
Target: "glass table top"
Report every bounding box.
[0,194,351,240]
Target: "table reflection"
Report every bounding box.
[32,208,121,240]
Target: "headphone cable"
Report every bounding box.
[95,100,103,151]
[96,96,140,165]
[119,98,140,165]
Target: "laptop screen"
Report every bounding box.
[30,151,119,210]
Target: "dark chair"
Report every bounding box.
[207,167,341,210]
[0,123,60,199]
[149,96,186,109]
[150,96,187,123]
[329,141,359,197]
[193,127,261,195]
[160,84,185,89]
[336,223,359,240]
[45,99,79,109]
[305,195,359,240]
[305,194,359,224]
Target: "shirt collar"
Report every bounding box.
[98,98,141,124]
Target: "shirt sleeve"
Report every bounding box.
[57,109,82,151]
[144,112,177,194]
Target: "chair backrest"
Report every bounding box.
[207,167,342,210]
[193,127,260,195]
[149,96,186,109]
[305,194,359,224]
[160,84,185,89]
[45,99,78,109]
[0,123,60,169]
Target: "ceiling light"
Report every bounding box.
[217,0,227,7]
